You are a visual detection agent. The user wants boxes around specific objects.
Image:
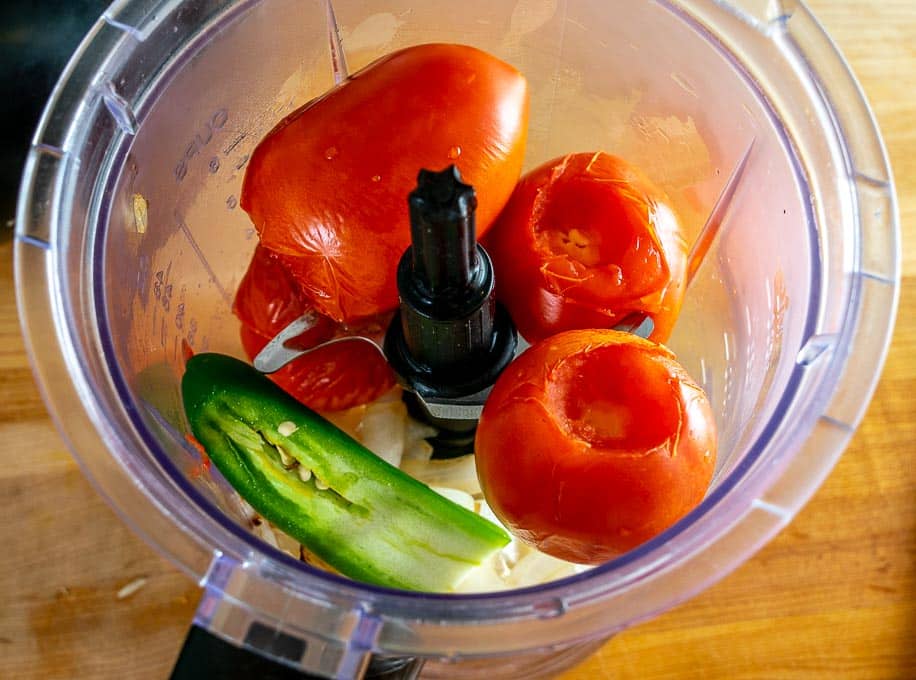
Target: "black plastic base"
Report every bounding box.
[171,625,424,680]
[171,626,318,680]
[384,303,518,399]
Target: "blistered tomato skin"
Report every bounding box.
[232,245,335,346]
[240,43,529,323]
[234,245,395,411]
[239,325,395,413]
[475,330,716,564]
[483,152,687,344]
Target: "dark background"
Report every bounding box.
[0,1,109,224]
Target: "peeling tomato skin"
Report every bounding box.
[233,245,336,346]
[233,245,395,411]
[475,330,716,564]
[240,43,530,323]
[484,152,688,344]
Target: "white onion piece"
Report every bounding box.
[401,409,437,461]
[357,400,408,467]
[237,498,257,522]
[402,438,434,462]
[253,519,280,548]
[453,554,509,593]
[475,499,501,527]
[271,524,303,559]
[430,486,475,512]
[323,405,368,439]
[373,387,403,403]
[406,418,439,442]
[475,500,527,569]
[505,551,578,588]
[400,455,481,496]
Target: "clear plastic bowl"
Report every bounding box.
[15,0,899,677]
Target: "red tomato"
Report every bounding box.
[233,245,335,347]
[241,43,529,323]
[484,152,688,344]
[239,325,395,413]
[234,245,395,411]
[475,330,716,564]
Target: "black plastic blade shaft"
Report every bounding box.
[384,166,517,454]
[408,166,479,296]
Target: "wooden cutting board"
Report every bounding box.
[2,1,914,677]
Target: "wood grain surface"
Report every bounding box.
[2,1,914,678]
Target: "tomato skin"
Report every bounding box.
[475,330,716,564]
[484,152,687,344]
[241,43,530,323]
[233,245,336,346]
[239,325,395,413]
[234,245,395,411]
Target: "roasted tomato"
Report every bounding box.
[475,330,716,564]
[484,152,688,344]
[233,245,335,347]
[238,325,395,413]
[241,43,530,323]
[234,245,395,411]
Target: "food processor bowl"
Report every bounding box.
[16,0,899,677]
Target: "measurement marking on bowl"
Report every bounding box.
[325,0,349,84]
[153,261,172,313]
[174,109,229,183]
[176,217,232,308]
[175,302,186,331]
